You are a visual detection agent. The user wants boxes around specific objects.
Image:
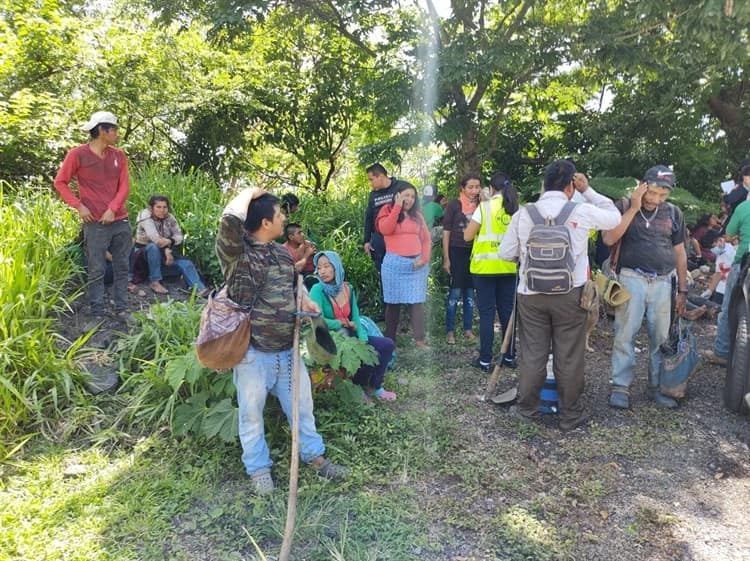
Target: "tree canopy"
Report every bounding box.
[0,0,747,201]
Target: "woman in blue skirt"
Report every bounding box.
[376,183,432,348]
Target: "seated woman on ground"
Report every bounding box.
[132,195,207,296]
[309,251,397,402]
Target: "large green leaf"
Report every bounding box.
[201,398,239,443]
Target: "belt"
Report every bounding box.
[620,267,674,281]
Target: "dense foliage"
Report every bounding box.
[2,1,747,198]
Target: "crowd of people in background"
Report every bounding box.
[55,110,750,494]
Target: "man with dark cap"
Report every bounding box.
[54,111,132,320]
[603,166,688,409]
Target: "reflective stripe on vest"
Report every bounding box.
[470,197,517,275]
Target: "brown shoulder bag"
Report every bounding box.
[194,286,253,370]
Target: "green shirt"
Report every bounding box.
[422,201,444,228]
[727,200,750,264]
[308,282,368,341]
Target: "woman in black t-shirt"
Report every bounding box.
[441,174,481,344]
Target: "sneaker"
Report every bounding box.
[471,358,492,373]
[314,458,349,481]
[649,389,678,409]
[250,468,274,495]
[375,388,397,401]
[82,314,106,333]
[112,310,136,325]
[501,356,518,369]
[608,390,630,409]
[703,350,728,366]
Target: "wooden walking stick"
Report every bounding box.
[482,298,517,402]
[279,275,304,561]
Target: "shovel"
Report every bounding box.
[482,300,517,402]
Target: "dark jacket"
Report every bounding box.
[363,177,414,253]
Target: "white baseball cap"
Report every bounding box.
[423,184,435,197]
[80,111,118,132]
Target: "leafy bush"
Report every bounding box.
[114,299,239,442]
[0,183,84,457]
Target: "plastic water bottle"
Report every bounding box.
[539,354,558,414]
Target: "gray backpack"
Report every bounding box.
[524,201,577,294]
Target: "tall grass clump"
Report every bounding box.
[115,299,238,442]
[129,167,225,286]
[0,182,82,457]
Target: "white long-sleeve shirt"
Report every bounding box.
[499,188,621,295]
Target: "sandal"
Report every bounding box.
[446,332,456,345]
[127,282,137,293]
[464,330,476,341]
[376,389,397,402]
[150,281,169,294]
[250,468,274,495]
[314,458,349,481]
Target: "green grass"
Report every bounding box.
[0,182,85,459]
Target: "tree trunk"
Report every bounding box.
[707,82,750,162]
[455,122,482,182]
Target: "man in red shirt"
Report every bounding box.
[54,111,132,319]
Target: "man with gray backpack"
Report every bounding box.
[500,160,620,430]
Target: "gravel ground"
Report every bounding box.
[422,310,750,561]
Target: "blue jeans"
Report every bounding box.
[445,287,474,333]
[611,269,673,390]
[473,274,517,363]
[84,220,132,313]
[714,263,741,358]
[233,346,325,475]
[142,242,205,290]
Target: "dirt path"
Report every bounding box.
[412,315,750,561]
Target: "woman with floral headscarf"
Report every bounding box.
[309,251,396,401]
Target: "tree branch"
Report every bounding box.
[608,7,693,42]
[297,0,376,57]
